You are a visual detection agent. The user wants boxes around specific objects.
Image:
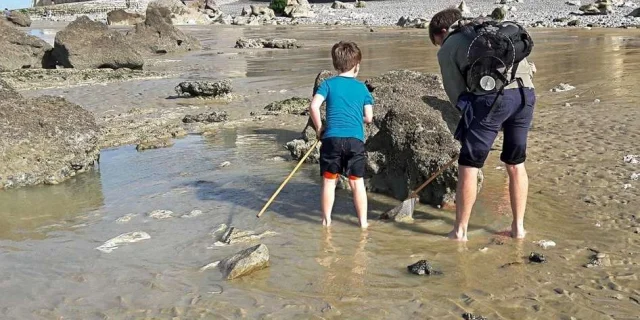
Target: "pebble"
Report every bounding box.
[594,98,601,103]
[148,210,174,219]
[565,102,572,107]
[624,154,640,164]
[534,239,557,249]
[554,288,567,294]
[96,231,151,253]
[550,83,576,92]
[181,210,203,218]
[596,253,607,259]
[479,247,489,253]
[219,161,231,168]
[529,252,547,263]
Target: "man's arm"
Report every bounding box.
[437,42,467,106]
[309,94,325,137]
[363,105,373,124]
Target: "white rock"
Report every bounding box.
[148,209,174,219]
[182,210,203,218]
[219,161,231,168]
[631,173,640,180]
[624,155,640,164]
[534,240,557,249]
[96,231,151,253]
[565,102,572,107]
[116,213,137,224]
[550,83,576,92]
[623,183,633,189]
[199,261,220,272]
[594,98,601,103]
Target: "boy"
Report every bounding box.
[309,41,374,229]
[429,9,536,241]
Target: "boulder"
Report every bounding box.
[356,0,366,8]
[397,16,428,28]
[283,0,315,18]
[147,0,211,24]
[126,6,202,55]
[219,244,270,280]
[175,80,232,97]
[106,9,145,26]
[0,22,55,71]
[53,16,143,69]
[580,0,613,14]
[250,4,275,18]
[0,80,100,189]
[205,0,217,10]
[286,70,477,207]
[7,10,32,27]
[628,8,640,16]
[332,1,355,9]
[264,97,310,115]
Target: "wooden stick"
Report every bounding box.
[257,139,321,218]
[408,155,459,199]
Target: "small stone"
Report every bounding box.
[479,247,489,253]
[199,260,220,271]
[551,83,576,92]
[219,161,231,168]
[462,313,488,320]
[534,240,557,249]
[219,244,270,280]
[554,288,566,294]
[529,252,547,263]
[96,231,151,253]
[594,98,601,103]
[182,210,203,218]
[596,253,607,259]
[407,260,442,275]
[565,102,572,107]
[624,155,640,164]
[148,210,174,219]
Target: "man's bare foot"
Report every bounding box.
[448,229,468,242]
[359,222,368,229]
[511,222,526,239]
[322,218,332,227]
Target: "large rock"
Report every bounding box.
[7,10,32,27]
[219,244,270,280]
[126,6,202,55]
[580,0,613,14]
[53,16,143,70]
[286,70,478,207]
[148,0,211,24]
[491,6,508,20]
[332,1,355,9]
[235,37,300,49]
[175,80,232,97]
[629,8,640,16]
[106,9,145,26]
[283,0,315,18]
[0,22,55,71]
[264,97,310,115]
[0,80,100,189]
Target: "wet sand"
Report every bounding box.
[0,23,639,319]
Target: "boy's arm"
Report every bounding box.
[363,105,373,124]
[309,94,325,137]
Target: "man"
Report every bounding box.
[3,8,10,17]
[429,8,536,241]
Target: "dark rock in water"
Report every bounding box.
[53,16,144,70]
[183,111,228,123]
[264,97,310,115]
[7,10,32,27]
[221,226,236,244]
[0,22,55,71]
[107,9,145,26]
[235,37,300,49]
[126,5,201,55]
[0,80,100,189]
[462,313,488,320]
[407,260,442,276]
[175,80,232,97]
[529,252,546,263]
[219,244,270,280]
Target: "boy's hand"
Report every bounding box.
[316,126,324,140]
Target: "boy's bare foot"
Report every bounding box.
[448,229,468,242]
[359,222,368,229]
[322,218,332,227]
[511,222,526,239]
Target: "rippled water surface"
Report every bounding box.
[1,25,639,319]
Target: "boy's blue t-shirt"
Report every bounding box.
[316,76,374,142]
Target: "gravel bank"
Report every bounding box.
[220,0,640,28]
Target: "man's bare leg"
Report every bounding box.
[321,178,337,227]
[506,163,528,239]
[349,178,368,229]
[449,165,479,241]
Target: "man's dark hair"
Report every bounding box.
[331,41,362,73]
[429,8,463,45]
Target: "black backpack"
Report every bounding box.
[452,19,534,95]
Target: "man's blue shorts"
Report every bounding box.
[454,88,536,169]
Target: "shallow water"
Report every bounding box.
[2,25,640,319]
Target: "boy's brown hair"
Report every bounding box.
[428,8,462,45]
[331,41,362,73]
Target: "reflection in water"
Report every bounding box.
[0,169,104,241]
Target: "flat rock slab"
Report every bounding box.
[175,80,232,97]
[219,244,270,280]
[213,225,277,246]
[96,231,151,253]
[235,37,300,49]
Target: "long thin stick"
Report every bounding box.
[257,139,321,218]
[408,155,459,199]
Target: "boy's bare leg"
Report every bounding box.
[506,163,528,239]
[349,177,368,229]
[449,165,479,241]
[321,177,337,227]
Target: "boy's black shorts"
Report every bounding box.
[319,137,366,179]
